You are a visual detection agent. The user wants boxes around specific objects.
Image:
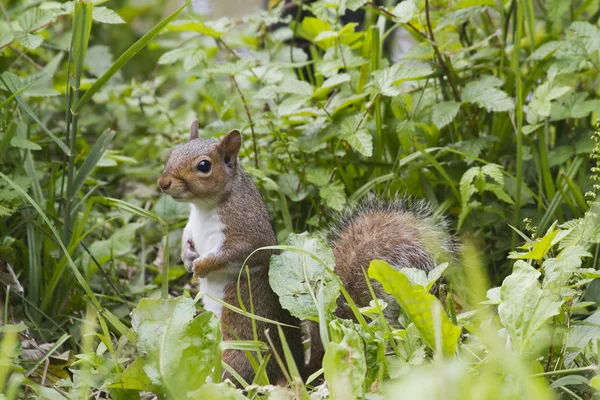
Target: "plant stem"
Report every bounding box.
[511,0,524,248]
[231,75,259,168]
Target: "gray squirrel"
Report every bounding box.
[157,121,456,385]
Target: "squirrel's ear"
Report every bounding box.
[218,129,241,168]
[189,120,199,140]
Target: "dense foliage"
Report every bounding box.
[2,0,600,398]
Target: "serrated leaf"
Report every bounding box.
[13,31,44,49]
[542,245,592,293]
[320,181,347,211]
[529,41,562,60]
[269,232,340,320]
[347,0,368,11]
[498,260,562,353]
[462,79,514,112]
[0,21,14,48]
[313,73,351,97]
[432,101,460,129]
[369,260,460,356]
[17,8,55,31]
[371,61,434,96]
[390,0,417,23]
[92,7,125,24]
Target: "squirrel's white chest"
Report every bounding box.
[186,204,229,318]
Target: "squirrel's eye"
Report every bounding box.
[196,160,212,174]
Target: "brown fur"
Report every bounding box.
[158,123,304,386]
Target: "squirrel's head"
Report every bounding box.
[157,120,241,203]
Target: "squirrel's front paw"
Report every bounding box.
[182,239,199,273]
[192,255,217,278]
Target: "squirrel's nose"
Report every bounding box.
[158,177,172,191]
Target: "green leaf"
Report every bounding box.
[498,260,562,353]
[368,260,460,356]
[320,181,347,211]
[313,73,351,97]
[398,263,449,291]
[108,358,158,392]
[323,321,367,400]
[390,0,417,23]
[188,383,246,399]
[92,7,125,24]
[83,222,144,267]
[347,0,368,11]
[565,308,600,364]
[462,79,514,112]
[269,232,340,320]
[17,8,55,31]
[13,31,44,49]
[131,294,222,397]
[340,114,373,157]
[542,245,592,293]
[10,136,41,151]
[371,61,434,96]
[167,18,229,39]
[432,101,460,129]
[512,229,559,261]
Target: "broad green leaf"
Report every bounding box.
[188,383,246,399]
[269,232,340,320]
[432,101,460,129]
[83,222,144,267]
[108,358,158,392]
[167,17,230,38]
[462,79,514,112]
[10,136,41,151]
[498,260,562,353]
[347,0,368,11]
[368,260,460,356]
[0,21,13,47]
[528,41,562,61]
[92,7,125,24]
[323,320,367,400]
[13,31,44,49]
[131,294,221,397]
[399,263,448,291]
[313,73,351,97]
[72,129,116,195]
[17,8,55,31]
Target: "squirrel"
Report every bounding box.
[158,121,456,386]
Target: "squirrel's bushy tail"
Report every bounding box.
[304,194,457,378]
[329,193,457,320]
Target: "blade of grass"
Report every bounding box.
[511,0,524,248]
[0,172,101,309]
[25,333,70,377]
[277,325,310,398]
[71,129,115,195]
[73,0,192,113]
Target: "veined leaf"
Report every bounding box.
[390,0,417,23]
[368,260,460,356]
[269,232,340,320]
[92,7,125,24]
[462,79,513,112]
[320,181,347,211]
[131,294,221,397]
[432,101,460,129]
[371,61,434,96]
[498,260,562,353]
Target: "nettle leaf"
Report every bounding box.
[320,180,347,211]
[542,246,592,293]
[347,0,368,11]
[17,8,55,32]
[13,31,44,50]
[390,0,417,23]
[462,78,514,112]
[369,260,460,356]
[528,41,562,61]
[313,73,351,97]
[432,101,460,129]
[323,320,367,399]
[453,136,498,163]
[527,81,571,124]
[565,308,600,364]
[1,72,59,97]
[131,294,221,397]
[340,114,373,157]
[269,232,340,320]
[371,61,434,97]
[498,260,562,353]
[92,7,125,24]
[83,222,144,266]
[0,21,13,48]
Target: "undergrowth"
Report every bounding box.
[1,0,600,398]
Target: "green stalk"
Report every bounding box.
[370,27,383,164]
[539,119,556,201]
[511,1,524,249]
[63,0,93,245]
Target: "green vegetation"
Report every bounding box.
[1,0,600,398]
